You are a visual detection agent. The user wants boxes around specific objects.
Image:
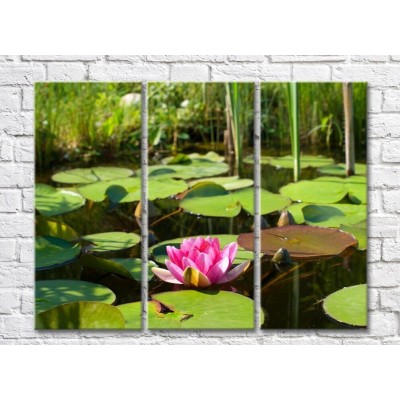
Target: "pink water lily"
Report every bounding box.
[152,236,250,288]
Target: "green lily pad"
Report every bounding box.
[189,176,254,191]
[180,183,241,217]
[280,180,347,204]
[340,220,367,250]
[244,154,334,168]
[162,151,225,165]
[36,301,126,329]
[322,284,367,327]
[81,232,140,253]
[302,204,367,228]
[148,290,257,330]
[111,258,156,281]
[150,234,255,266]
[319,163,367,176]
[238,225,357,260]
[116,302,142,329]
[147,160,229,180]
[52,167,134,184]
[35,279,116,314]
[35,236,81,270]
[36,216,79,241]
[36,184,85,216]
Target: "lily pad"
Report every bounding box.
[244,154,334,168]
[35,236,81,270]
[81,232,140,253]
[35,279,116,314]
[238,225,358,260]
[322,284,367,327]
[116,302,142,329]
[319,163,367,176]
[52,167,134,184]
[148,290,257,330]
[111,258,156,281]
[36,216,79,241]
[36,184,85,216]
[162,151,225,165]
[150,234,256,266]
[340,220,367,250]
[280,180,347,204]
[302,204,367,228]
[36,301,126,329]
[189,176,254,191]
[147,160,229,180]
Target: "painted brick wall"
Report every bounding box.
[0,55,399,344]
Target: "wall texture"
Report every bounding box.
[0,55,399,344]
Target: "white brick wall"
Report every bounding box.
[0,55,399,344]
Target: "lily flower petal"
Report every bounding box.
[152,267,183,284]
[206,257,229,284]
[165,260,185,282]
[183,267,211,287]
[217,260,251,284]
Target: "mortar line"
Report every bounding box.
[141,82,149,332]
[253,81,261,333]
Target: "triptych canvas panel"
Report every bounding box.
[35,82,367,330]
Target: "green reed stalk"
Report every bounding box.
[287,82,300,182]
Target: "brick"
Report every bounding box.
[390,55,400,62]
[211,64,261,81]
[368,190,382,213]
[332,65,400,86]
[18,239,34,263]
[20,289,34,315]
[351,55,389,63]
[228,55,266,62]
[0,264,33,288]
[0,138,13,161]
[382,140,400,162]
[0,291,19,314]
[0,189,22,212]
[14,137,34,162]
[22,86,34,110]
[383,239,400,261]
[0,164,33,188]
[0,112,33,135]
[260,65,291,80]
[2,315,36,339]
[0,214,34,237]
[368,89,382,113]
[0,65,45,85]
[170,64,209,81]
[147,55,226,63]
[0,87,21,111]
[271,55,347,63]
[369,263,400,287]
[89,64,169,81]
[22,188,34,212]
[292,65,331,81]
[368,288,380,310]
[107,55,145,62]
[368,114,400,138]
[383,90,400,112]
[369,166,400,188]
[367,139,381,164]
[22,55,102,61]
[368,239,381,262]
[380,288,400,310]
[382,190,400,213]
[47,63,87,81]
[0,239,16,261]
[369,216,398,237]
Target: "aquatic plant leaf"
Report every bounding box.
[318,163,367,176]
[52,167,134,184]
[162,151,225,165]
[36,216,79,241]
[234,188,291,215]
[81,232,140,252]
[36,301,125,329]
[280,180,347,204]
[243,154,334,168]
[340,220,367,250]
[147,160,229,180]
[111,258,156,281]
[35,279,116,314]
[148,290,257,329]
[322,284,367,327]
[35,236,81,270]
[302,204,367,227]
[238,225,358,260]
[188,176,254,191]
[150,235,255,266]
[116,302,142,329]
[36,184,85,216]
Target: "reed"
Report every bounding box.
[287,82,301,182]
